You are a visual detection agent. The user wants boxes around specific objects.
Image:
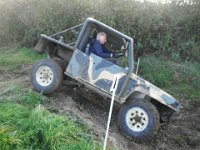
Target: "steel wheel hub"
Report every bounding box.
[36,66,54,86]
[126,107,149,132]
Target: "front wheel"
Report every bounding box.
[30,59,63,94]
[118,100,160,140]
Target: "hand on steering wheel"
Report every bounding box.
[114,52,124,58]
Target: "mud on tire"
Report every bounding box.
[118,99,160,140]
[30,59,63,94]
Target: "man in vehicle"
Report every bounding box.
[90,32,114,58]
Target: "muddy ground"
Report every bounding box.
[1,64,200,150]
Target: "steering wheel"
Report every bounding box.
[107,57,119,64]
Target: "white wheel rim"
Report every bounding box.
[125,107,149,132]
[36,66,54,86]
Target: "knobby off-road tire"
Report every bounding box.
[30,59,63,94]
[118,99,160,141]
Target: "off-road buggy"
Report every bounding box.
[31,18,180,140]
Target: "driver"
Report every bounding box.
[91,32,122,58]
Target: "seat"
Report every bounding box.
[84,30,97,56]
[85,38,95,56]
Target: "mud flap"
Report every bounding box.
[33,38,49,53]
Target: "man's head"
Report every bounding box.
[96,32,107,44]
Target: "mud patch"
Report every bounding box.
[0,65,32,94]
[44,84,200,150]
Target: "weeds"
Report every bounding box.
[0,0,199,61]
[0,125,21,149]
[0,84,46,108]
[139,56,200,99]
[0,102,100,150]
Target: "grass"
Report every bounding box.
[0,47,46,67]
[139,56,200,100]
[0,85,100,150]
[0,102,100,150]
[0,47,101,150]
[0,84,47,108]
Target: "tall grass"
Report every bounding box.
[0,76,101,149]
[139,56,200,99]
[0,84,47,108]
[0,0,199,61]
[0,102,100,150]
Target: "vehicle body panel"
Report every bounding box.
[65,49,180,111]
[65,49,133,96]
[123,74,180,111]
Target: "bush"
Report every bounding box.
[139,56,174,87]
[0,0,199,61]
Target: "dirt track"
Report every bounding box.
[1,64,200,150]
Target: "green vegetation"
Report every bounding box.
[139,56,200,100]
[0,48,100,149]
[0,84,100,150]
[0,84,46,108]
[0,47,46,66]
[0,0,199,61]
[0,102,99,150]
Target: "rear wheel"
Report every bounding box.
[30,59,63,94]
[118,100,160,140]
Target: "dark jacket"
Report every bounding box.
[90,40,113,58]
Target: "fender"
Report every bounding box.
[122,74,180,112]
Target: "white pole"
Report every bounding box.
[103,75,120,150]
